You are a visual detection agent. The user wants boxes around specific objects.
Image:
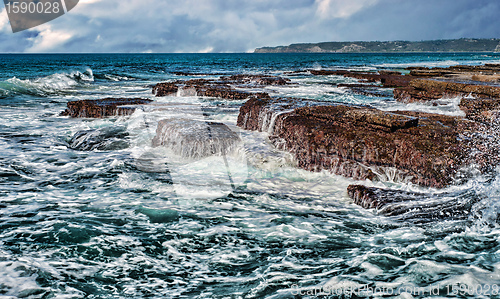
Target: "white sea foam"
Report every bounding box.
[0,68,94,97]
[4,54,500,298]
[373,96,466,116]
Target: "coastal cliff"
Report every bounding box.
[255,38,500,53]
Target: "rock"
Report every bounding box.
[394,79,500,103]
[237,97,493,188]
[347,184,478,221]
[152,119,241,159]
[137,207,179,223]
[309,70,381,83]
[172,71,225,76]
[221,74,291,86]
[152,74,288,100]
[153,80,255,100]
[152,82,179,97]
[459,97,500,122]
[196,86,252,100]
[61,98,153,118]
[134,152,170,173]
[68,126,129,151]
[337,83,394,97]
[309,69,413,88]
[407,67,454,77]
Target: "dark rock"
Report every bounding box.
[310,69,413,89]
[347,184,478,221]
[152,82,179,97]
[337,84,393,97]
[196,86,252,100]
[379,73,413,88]
[237,98,493,188]
[61,98,153,118]
[221,74,291,86]
[152,74,288,100]
[10,211,38,218]
[172,71,225,76]
[310,70,381,83]
[68,126,129,151]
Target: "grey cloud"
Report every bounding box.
[0,0,498,53]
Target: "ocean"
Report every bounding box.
[1,53,500,298]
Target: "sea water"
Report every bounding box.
[1,53,500,298]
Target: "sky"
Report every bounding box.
[0,0,499,53]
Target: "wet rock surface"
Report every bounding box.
[347,185,478,222]
[309,69,413,88]
[61,98,153,118]
[68,126,129,151]
[58,63,500,217]
[238,99,491,188]
[394,79,500,103]
[234,63,500,215]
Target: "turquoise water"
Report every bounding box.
[2,53,500,298]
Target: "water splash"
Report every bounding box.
[152,118,241,160]
[0,68,94,97]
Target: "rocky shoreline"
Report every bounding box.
[61,64,500,218]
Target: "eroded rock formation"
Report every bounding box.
[68,126,129,151]
[347,185,478,221]
[393,79,500,103]
[152,74,290,100]
[61,98,153,118]
[237,97,497,188]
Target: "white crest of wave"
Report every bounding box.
[0,68,94,96]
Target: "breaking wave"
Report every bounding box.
[0,68,94,98]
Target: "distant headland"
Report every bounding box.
[254,38,500,53]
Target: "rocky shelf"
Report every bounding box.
[61,98,153,118]
[237,97,497,188]
[61,63,500,218]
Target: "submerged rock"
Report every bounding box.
[237,97,495,188]
[61,98,153,118]
[347,184,478,221]
[152,119,241,159]
[137,207,180,223]
[68,126,129,151]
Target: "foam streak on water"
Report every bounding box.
[1,53,500,298]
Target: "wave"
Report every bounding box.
[94,73,136,82]
[0,68,94,98]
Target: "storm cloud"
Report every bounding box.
[0,0,498,53]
